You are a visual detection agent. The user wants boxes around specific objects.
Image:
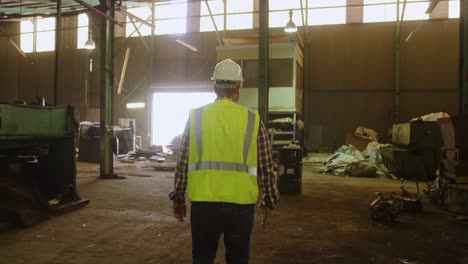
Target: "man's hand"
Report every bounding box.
[173,202,186,221]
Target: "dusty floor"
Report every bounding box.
[1,159,468,264]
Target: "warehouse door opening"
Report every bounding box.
[152,91,216,151]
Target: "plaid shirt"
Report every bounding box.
[169,108,280,209]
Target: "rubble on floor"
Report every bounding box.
[117,146,177,171]
[320,142,391,178]
[369,181,423,223]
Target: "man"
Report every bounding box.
[169,59,280,264]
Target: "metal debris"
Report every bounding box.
[399,258,418,264]
[370,181,423,222]
[424,177,447,205]
[369,192,400,223]
[392,181,423,214]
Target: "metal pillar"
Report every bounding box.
[301,0,310,149]
[99,0,118,178]
[54,0,62,106]
[460,0,468,113]
[148,3,155,147]
[394,0,402,123]
[258,0,269,125]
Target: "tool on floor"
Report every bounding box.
[369,192,400,223]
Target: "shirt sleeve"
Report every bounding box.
[169,119,190,204]
[257,120,280,209]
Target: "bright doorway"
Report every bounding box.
[152,91,216,146]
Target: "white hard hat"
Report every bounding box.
[211,59,244,83]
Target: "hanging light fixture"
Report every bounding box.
[284,9,297,33]
[84,30,95,50]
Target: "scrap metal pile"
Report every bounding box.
[369,113,468,222]
[369,181,423,223]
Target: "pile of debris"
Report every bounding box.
[321,142,391,178]
[369,181,423,223]
[118,145,177,171]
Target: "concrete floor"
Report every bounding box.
[1,160,468,264]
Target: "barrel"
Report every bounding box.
[277,148,303,195]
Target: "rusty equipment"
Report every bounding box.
[78,122,136,163]
[391,181,423,214]
[438,114,468,183]
[369,181,422,223]
[423,114,468,216]
[381,120,443,181]
[0,104,89,226]
[369,192,401,223]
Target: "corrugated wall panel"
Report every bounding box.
[0,18,88,106]
[0,23,20,103]
[306,20,459,148]
[18,52,55,104]
[57,49,87,105]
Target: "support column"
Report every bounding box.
[394,0,402,123]
[54,0,61,106]
[460,0,468,113]
[100,0,117,178]
[258,0,269,125]
[302,0,310,149]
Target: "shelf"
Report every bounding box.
[268,108,297,113]
[269,121,294,124]
[273,131,294,135]
[273,140,293,145]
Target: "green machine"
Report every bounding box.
[0,103,89,225]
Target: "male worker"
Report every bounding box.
[169,59,280,264]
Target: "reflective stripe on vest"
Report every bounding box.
[189,107,257,176]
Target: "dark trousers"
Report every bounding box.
[190,202,255,264]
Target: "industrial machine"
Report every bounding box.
[78,122,136,163]
[434,114,468,215]
[0,103,89,225]
[381,120,443,180]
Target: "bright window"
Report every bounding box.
[269,0,304,28]
[200,0,224,32]
[364,0,429,23]
[154,1,187,35]
[20,17,55,53]
[401,0,429,21]
[270,0,302,11]
[308,0,346,25]
[126,6,152,37]
[77,14,90,49]
[449,0,460,18]
[269,10,304,28]
[152,92,216,145]
[364,0,397,23]
[200,0,253,31]
[226,0,253,30]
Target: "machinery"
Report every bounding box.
[78,122,136,163]
[429,114,468,216]
[381,120,443,181]
[0,103,89,226]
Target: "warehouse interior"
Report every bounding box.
[1,0,468,263]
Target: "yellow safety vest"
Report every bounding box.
[188,99,260,204]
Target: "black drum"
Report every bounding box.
[277,148,303,195]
